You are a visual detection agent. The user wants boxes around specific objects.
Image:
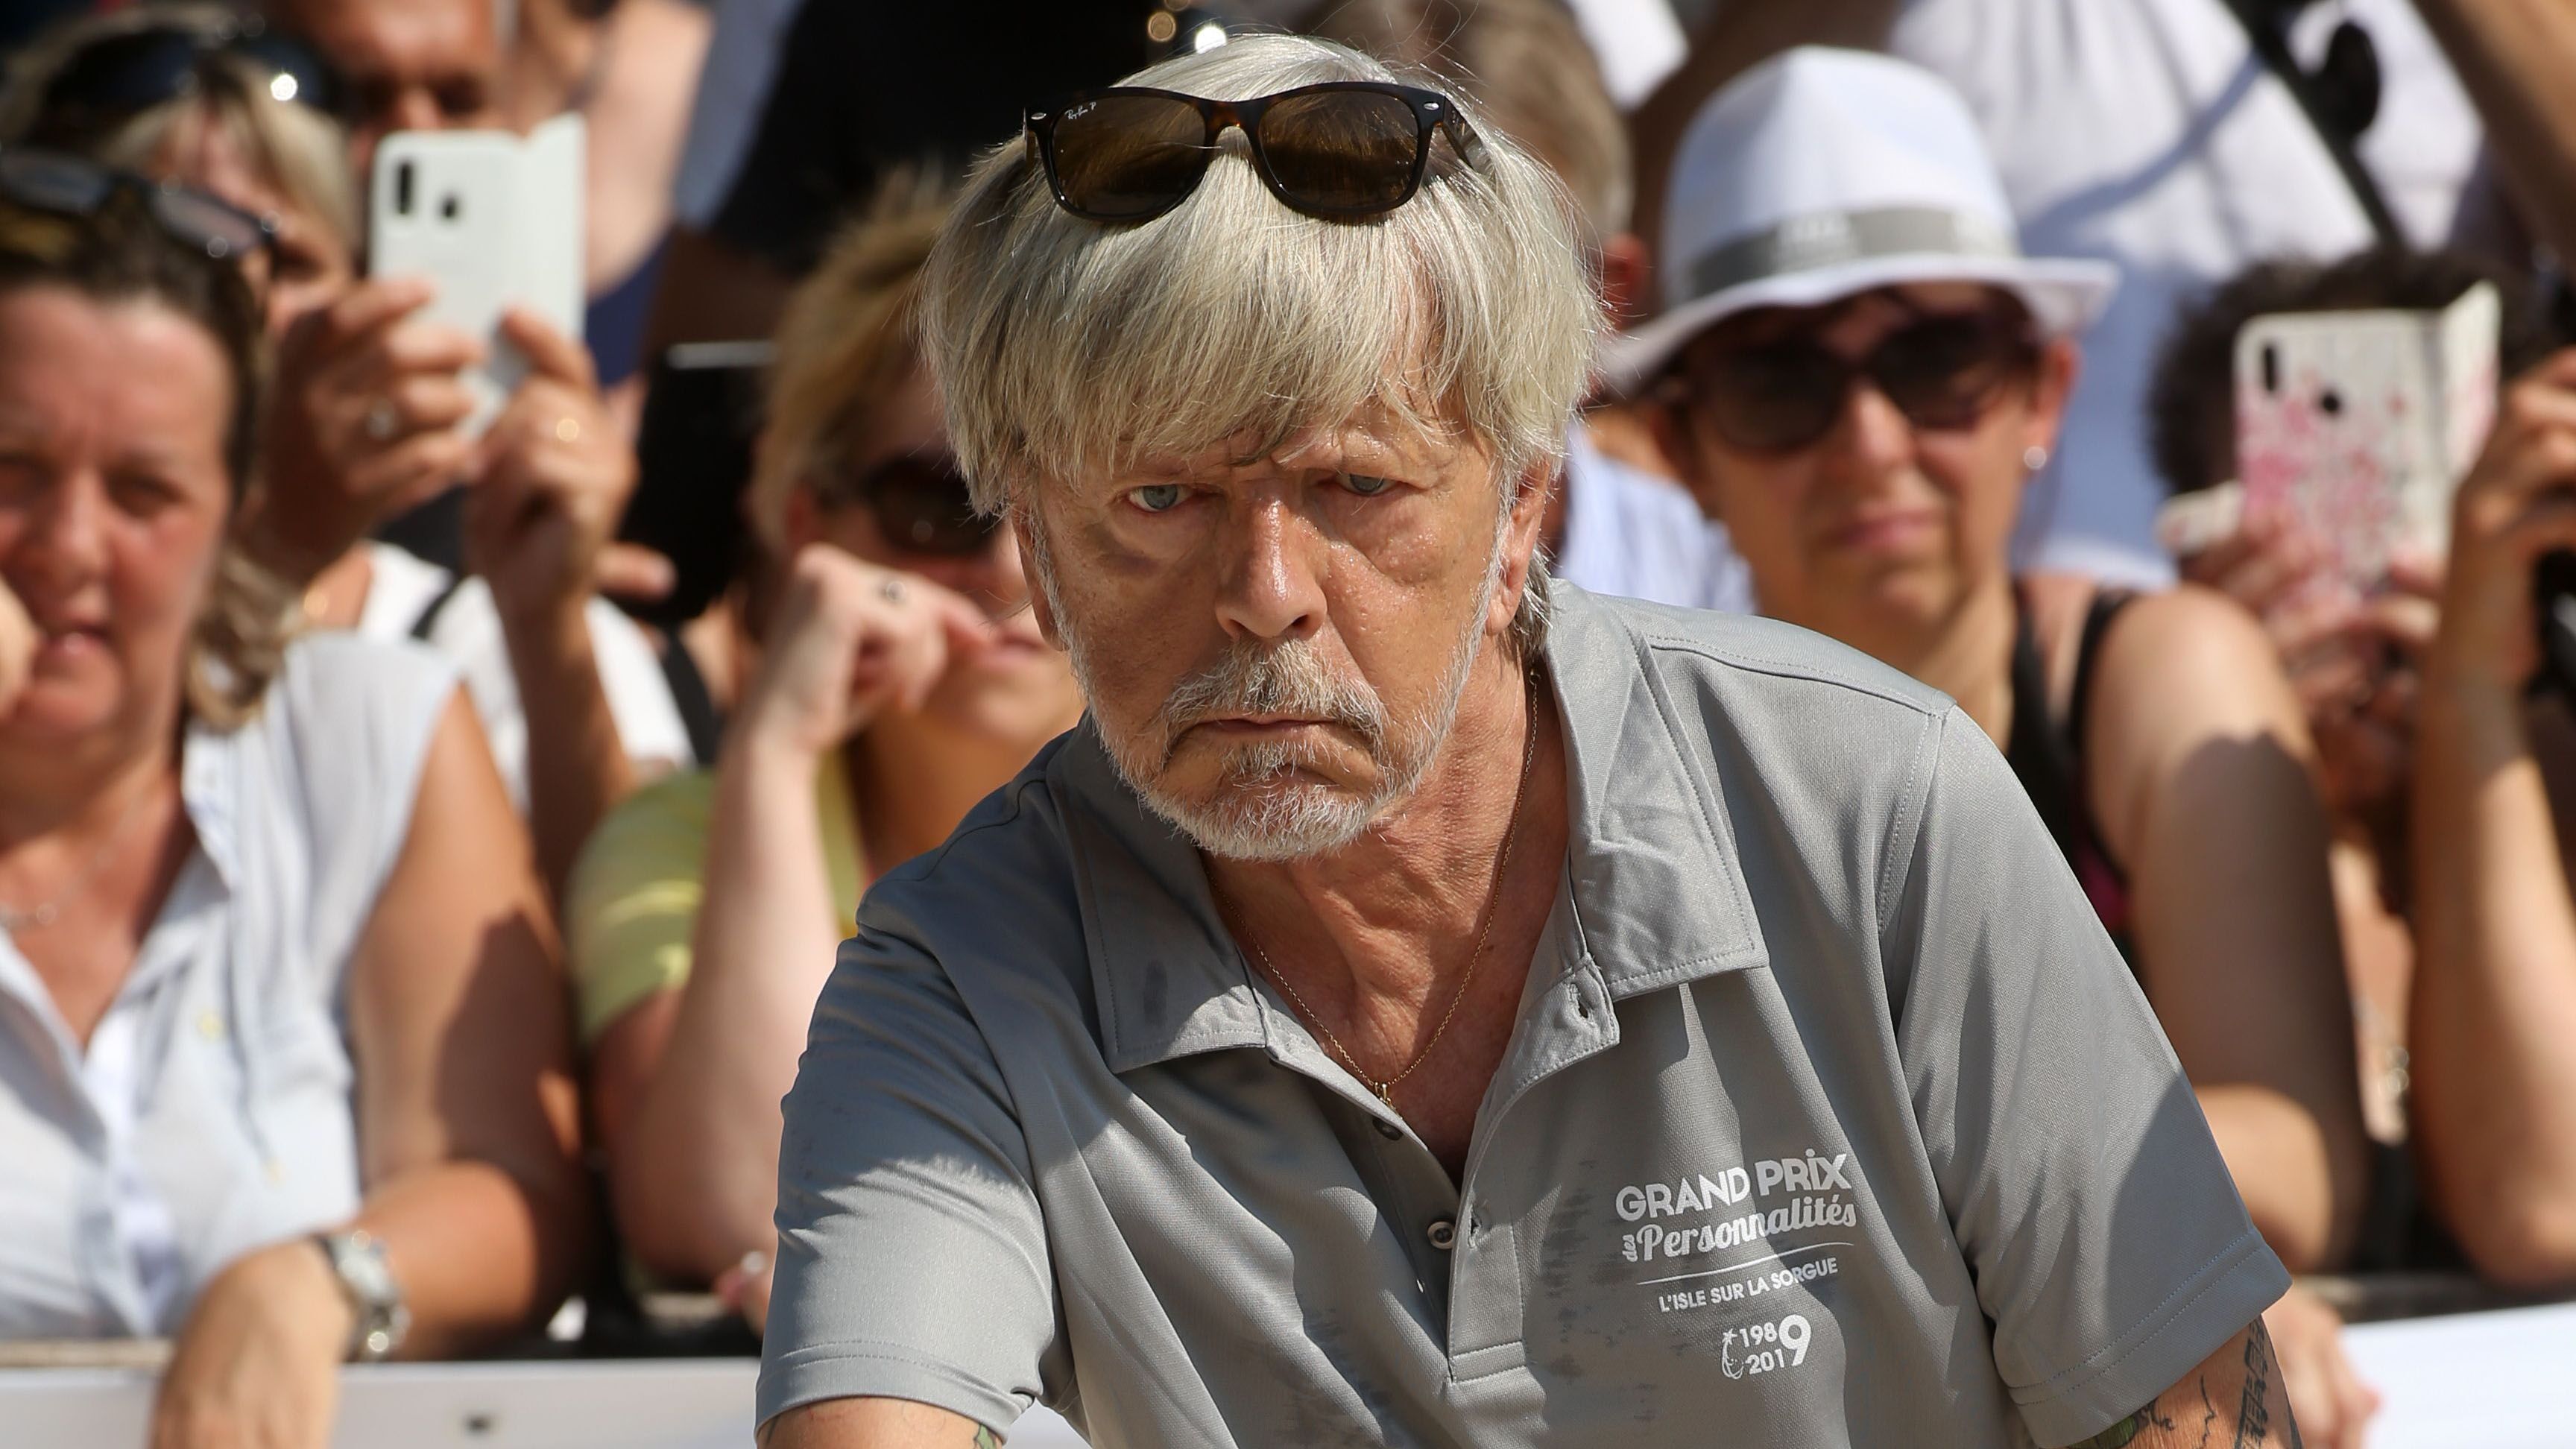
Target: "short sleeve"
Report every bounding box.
[563,771,715,1045]
[1881,708,2289,1448]
[757,927,1056,1434]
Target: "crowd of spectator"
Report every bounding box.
[0,0,2572,1444]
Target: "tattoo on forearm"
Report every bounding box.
[974,1428,1003,1449]
[2235,1320,2302,1448]
[2073,1401,2176,1448]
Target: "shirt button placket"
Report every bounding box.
[1427,1217,1457,1251]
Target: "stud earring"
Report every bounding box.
[2022,445,2051,473]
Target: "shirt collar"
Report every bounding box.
[1064,584,1770,1076]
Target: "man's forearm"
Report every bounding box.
[502,601,637,901]
[2069,1320,2300,1448]
[2414,0,2576,265]
[759,1396,995,1449]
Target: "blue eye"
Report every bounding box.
[1343,473,1395,496]
[1128,483,1187,513]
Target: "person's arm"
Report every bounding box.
[2408,352,2576,1288]
[2412,0,2576,269]
[467,309,645,899]
[2083,587,2370,1272]
[760,1398,993,1449]
[150,692,590,1447]
[602,546,994,1290]
[2066,1321,2302,1449]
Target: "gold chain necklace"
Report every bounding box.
[1225,666,1543,1109]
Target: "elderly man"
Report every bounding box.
[759,34,2298,1449]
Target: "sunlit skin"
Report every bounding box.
[1019,404,1566,1177]
[150,113,355,338]
[795,369,1076,757]
[271,0,502,180]
[0,289,233,770]
[1024,405,1533,832]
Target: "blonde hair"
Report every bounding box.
[0,6,359,254]
[921,34,1600,526]
[1304,0,1632,244]
[749,174,954,552]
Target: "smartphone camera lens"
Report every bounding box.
[441,194,461,221]
[394,160,414,217]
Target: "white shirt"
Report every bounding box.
[1553,426,1754,614]
[358,544,693,816]
[1890,0,2487,586]
[0,637,456,1337]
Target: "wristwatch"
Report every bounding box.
[313,1230,411,1362]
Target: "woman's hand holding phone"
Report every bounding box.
[2431,350,2576,701]
[250,277,484,584]
[742,545,1000,761]
[463,308,640,631]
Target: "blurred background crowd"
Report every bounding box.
[0,0,2571,1443]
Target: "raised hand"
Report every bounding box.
[461,309,636,630]
[742,544,1000,760]
[252,277,482,583]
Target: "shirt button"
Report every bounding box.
[1374,1118,1404,1141]
[1427,1218,1457,1251]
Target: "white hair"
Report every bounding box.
[920,34,1601,536]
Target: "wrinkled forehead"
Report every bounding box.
[284,0,496,77]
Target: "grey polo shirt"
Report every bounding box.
[760,586,2288,1448]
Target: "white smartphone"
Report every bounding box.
[367,113,584,434]
[2229,281,2498,596]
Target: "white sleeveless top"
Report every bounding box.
[0,634,458,1338]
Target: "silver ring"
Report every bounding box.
[877,577,906,605]
[363,400,400,443]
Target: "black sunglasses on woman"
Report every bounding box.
[0,146,273,262]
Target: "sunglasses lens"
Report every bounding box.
[1049,94,1210,221]
[1873,315,2028,430]
[149,187,264,259]
[0,149,111,217]
[1694,344,1848,454]
[1257,89,1422,212]
[868,459,998,558]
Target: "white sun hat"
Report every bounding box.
[1604,46,2118,393]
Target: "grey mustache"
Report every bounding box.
[1156,640,1386,759]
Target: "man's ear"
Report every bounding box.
[1492,458,1557,637]
[1011,509,1064,650]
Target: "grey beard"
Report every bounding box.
[1030,513,1506,862]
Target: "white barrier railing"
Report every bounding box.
[1,1301,2569,1446]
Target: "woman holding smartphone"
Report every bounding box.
[566,183,1085,1322]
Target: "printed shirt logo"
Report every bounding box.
[1613,1147,1862,1351]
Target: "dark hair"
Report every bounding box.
[2147,246,2564,498]
[0,195,289,725]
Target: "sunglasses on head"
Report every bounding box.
[1670,305,2041,455]
[0,146,274,262]
[33,16,345,142]
[819,451,1001,560]
[1023,80,1489,224]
